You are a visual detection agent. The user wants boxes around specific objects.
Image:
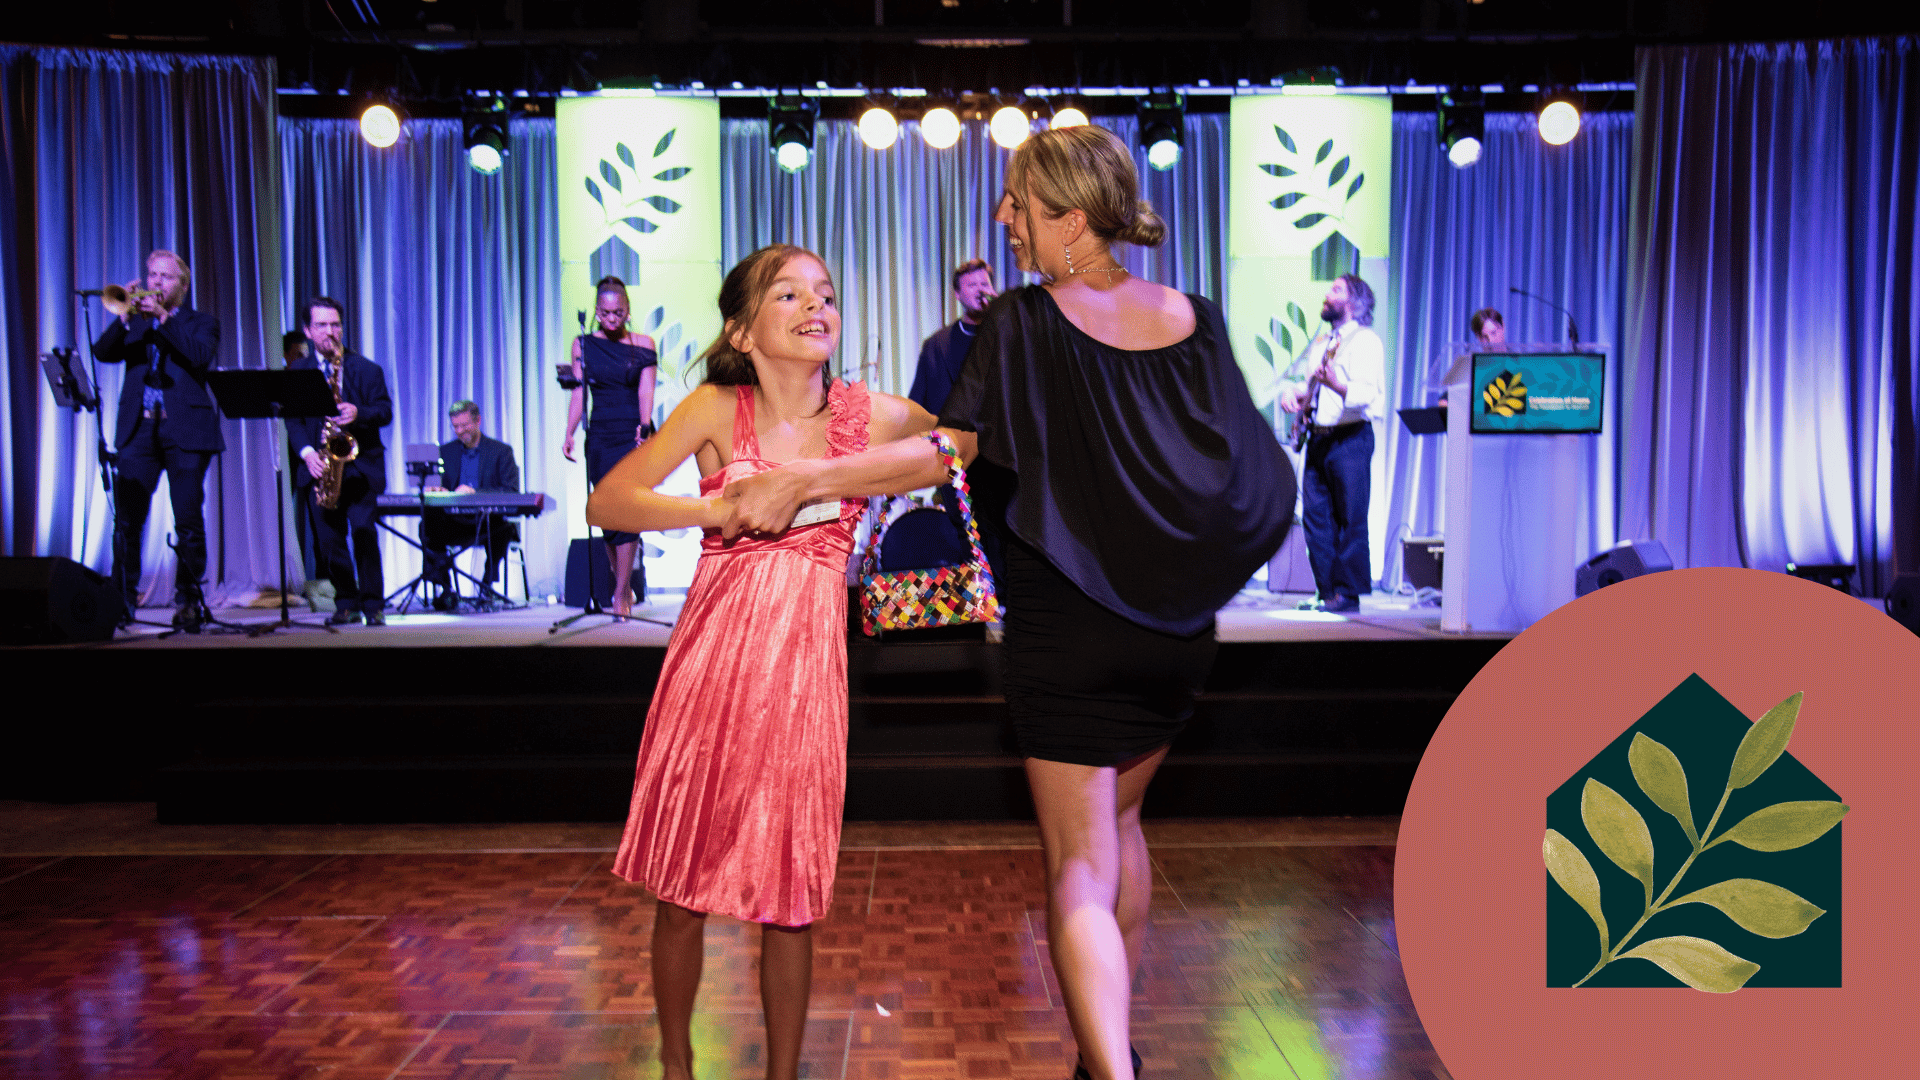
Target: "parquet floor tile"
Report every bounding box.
[0,857,61,885]
[246,853,607,919]
[0,1011,444,1080]
[0,916,378,1018]
[395,1011,852,1080]
[0,854,330,919]
[0,838,1449,1079]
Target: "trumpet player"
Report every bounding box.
[287,296,394,626]
[89,249,222,630]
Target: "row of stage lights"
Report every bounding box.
[770,93,1188,174]
[353,87,1586,176]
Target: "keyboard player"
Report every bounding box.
[423,399,522,609]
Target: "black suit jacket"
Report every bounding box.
[90,305,225,453]
[286,351,394,492]
[437,435,520,493]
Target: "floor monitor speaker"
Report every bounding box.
[0,557,123,644]
[1574,540,1674,598]
[1885,573,1920,636]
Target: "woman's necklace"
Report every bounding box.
[1067,264,1129,277]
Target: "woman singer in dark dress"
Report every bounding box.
[563,275,658,617]
[723,125,1294,1080]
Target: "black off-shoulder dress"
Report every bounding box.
[939,286,1295,767]
[579,333,657,548]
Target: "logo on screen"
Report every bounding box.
[1482,369,1528,416]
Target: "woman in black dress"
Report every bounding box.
[563,276,657,616]
[724,126,1293,1080]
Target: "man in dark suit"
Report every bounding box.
[286,296,394,626]
[422,399,521,609]
[906,258,996,416]
[90,249,223,630]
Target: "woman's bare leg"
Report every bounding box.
[651,900,706,1080]
[608,539,637,616]
[1026,744,1168,1080]
[760,922,814,1080]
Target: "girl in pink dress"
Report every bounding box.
[585,244,935,1080]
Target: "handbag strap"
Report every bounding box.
[860,431,991,579]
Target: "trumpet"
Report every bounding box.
[102,283,164,318]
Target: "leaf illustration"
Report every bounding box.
[646,306,665,332]
[1271,192,1306,210]
[660,324,683,353]
[1327,156,1350,186]
[599,160,623,192]
[1617,936,1759,993]
[654,167,692,181]
[584,177,604,206]
[1729,691,1802,789]
[1314,138,1333,165]
[1279,326,1293,354]
[1483,370,1528,416]
[620,216,658,234]
[1665,879,1826,939]
[616,142,635,169]
[1293,213,1330,229]
[1710,800,1848,852]
[641,195,683,214]
[1629,732,1697,846]
[1543,829,1608,956]
[1259,163,1297,177]
[1582,778,1655,902]
[653,129,676,157]
[1286,301,1307,330]
[1347,173,1366,201]
[1253,336,1274,365]
[1274,126,1296,153]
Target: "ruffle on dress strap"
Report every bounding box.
[826,379,873,524]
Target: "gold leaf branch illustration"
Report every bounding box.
[1546,690,1848,992]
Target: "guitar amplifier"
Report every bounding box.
[1402,536,1444,591]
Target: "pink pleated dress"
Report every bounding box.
[611,380,870,927]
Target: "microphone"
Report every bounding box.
[75,289,106,297]
[1509,286,1581,346]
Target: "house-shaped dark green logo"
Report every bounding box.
[1544,674,1846,991]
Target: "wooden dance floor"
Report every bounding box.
[0,808,1446,1080]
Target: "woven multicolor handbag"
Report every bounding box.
[858,432,1001,636]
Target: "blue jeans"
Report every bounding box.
[1301,422,1373,604]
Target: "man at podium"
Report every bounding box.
[422,399,521,608]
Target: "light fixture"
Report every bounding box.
[1438,86,1484,168]
[989,104,1031,149]
[857,104,899,150]
[1137,91,1184,171]
[920,105,961,149]
[768,96,817,172]
[1537,90,1583,146]
[1050,105,1089,129]
[359,100,402,149]
[463,100,509,175]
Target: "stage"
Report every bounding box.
[4,590,1510,827]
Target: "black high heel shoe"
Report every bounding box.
[1071,1045,1143,1080]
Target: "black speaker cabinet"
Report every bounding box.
[1886,574,1920,637]
[0,557,124,644]
[1402,536,1444,591]
[564,537,644,608]
[1574,540,1674,598]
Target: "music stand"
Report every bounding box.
[205,369,340,635]
[1398,406,1448,436]
[38,348,144,631]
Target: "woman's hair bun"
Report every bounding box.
[1116,201,1167,248]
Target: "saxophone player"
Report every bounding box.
[287,297,394,626]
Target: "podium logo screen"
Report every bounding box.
[1471,352,1605,434]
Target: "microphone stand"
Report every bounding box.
[1509,286,1581,347]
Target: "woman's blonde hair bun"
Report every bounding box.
[1009,126,1168,249]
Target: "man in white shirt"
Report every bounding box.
[1279,273,1386,613]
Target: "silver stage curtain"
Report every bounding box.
[1383,110,1635,592]
[719,114,1230,398]
[0,46,284,606]
[279,118,565,600]
[1624,38,1917,595]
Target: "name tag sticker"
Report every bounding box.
[789,499,839,529]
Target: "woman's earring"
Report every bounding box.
[1063,242,1074,274]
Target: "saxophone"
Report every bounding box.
[314,354,359,509]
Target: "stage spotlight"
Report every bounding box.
[1137,91,1185,171]
[1051,105,1089,129]
[1437,87,1484,169]
[858,105,899,150]
[463,103,510,175]
[1537,91,1582,146]
[360,101,402,149]
[920,105,961,149]
[768,96,818,173]
[989,104,1031,149]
